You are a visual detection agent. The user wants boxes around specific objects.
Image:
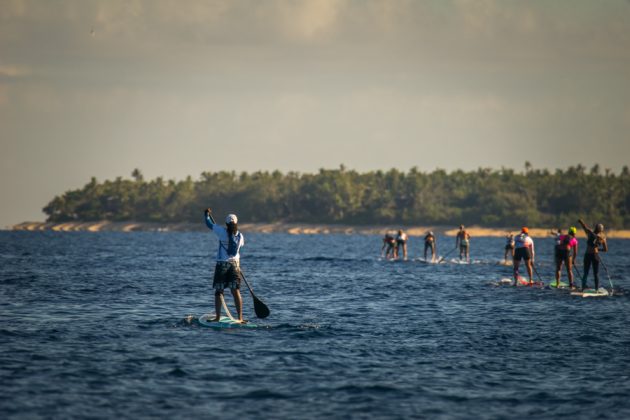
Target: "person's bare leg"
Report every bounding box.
[231,288,243,322]
[555,260,562,287]
[513,260,521,286]
[212,291,222,321]
[526,260,533,284]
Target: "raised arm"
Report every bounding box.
[578,219,592,236]
[204,208,215,230]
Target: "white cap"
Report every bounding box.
[225,214,238,224]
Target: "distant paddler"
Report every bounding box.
[503,233,515,263]
[554,227,578,288]
[381,231,396,260]
[424,231,437,262]
[555,226,578,288]
[204,208,245,323]
[395,229,408,260]
[578,219,608,291]
[455,225,470,262]
[513,227,535,286]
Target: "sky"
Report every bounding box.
[1,0,630,227]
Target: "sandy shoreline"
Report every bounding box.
[9,221,630,238]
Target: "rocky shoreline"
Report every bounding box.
[10,221,630,238]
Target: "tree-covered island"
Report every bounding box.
[43,164,630,228]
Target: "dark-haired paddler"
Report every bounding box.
[578,219,608,291]
[424,231,437,262]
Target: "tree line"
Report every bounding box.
[43,164,630,228]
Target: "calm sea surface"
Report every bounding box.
[1,231,629,419]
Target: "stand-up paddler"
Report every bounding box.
[395,229,408,260]
[204,209,245,322]
[578,219,608,291]
[424,231,437,262]
[554,227,578,288]
[455,225,470,262]
[504,233,515,263]
[381,231,396,260]
[513,227,535,286]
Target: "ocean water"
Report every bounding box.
[1,231,629,419]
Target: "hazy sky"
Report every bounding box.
[1,0,630,226]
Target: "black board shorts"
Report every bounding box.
[513,247,531,261]
[556,249,571,263]
[213,262,241,291]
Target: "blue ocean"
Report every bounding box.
[1,231,629,419]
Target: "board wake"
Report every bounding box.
[548,281,570,289]
[570,288,610,298]
[516,277,544,287]
[198,314,258,329]
[493,277,544,287]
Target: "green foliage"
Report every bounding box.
[42,165,630,228]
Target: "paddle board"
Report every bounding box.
[198,314,258,329]
[516,277,544,287]
[494,277,543,287]
[449,258,471,264]
[570,288,610,298]
[548,281,570,289]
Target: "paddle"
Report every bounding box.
[572,263,583,286]
[438,246,458,263]
[208,212,271,318]
[239,270,270,319]
[598,255,614,294]
[531,260,545,286]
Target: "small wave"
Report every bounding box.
[333,384,407,394]
[223,389,294,400]
[577,334,609,343]
[302,256,367,263]
[166,367,188,377]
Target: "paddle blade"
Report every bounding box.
[239,270,270,319]
[253,295,270,318]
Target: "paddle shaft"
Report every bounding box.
[438,246,458,263]
[598,254,614,292]
[532,261,544,285]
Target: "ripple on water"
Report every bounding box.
[0,232,629,419]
